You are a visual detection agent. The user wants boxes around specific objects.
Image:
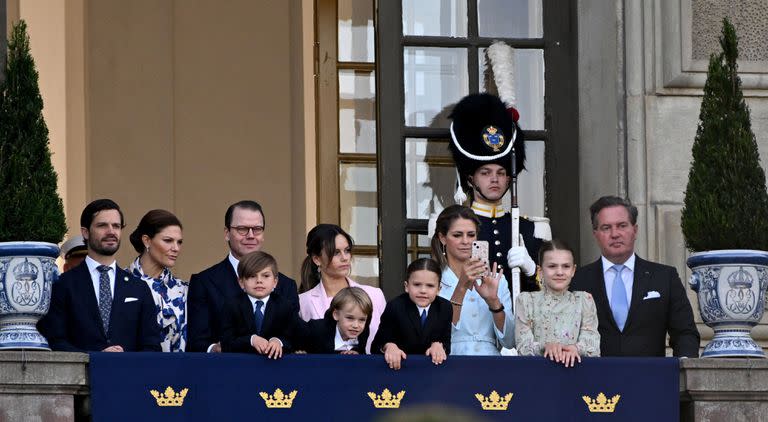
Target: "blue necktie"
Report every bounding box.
[96,265,112,333]
[254,300,264,335]
[420,309,427,327]
[610,264,628,331]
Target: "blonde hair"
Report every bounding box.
[330,287,373,318]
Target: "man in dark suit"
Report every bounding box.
[187,200,299,352]
[39,199,161,352]
[570,196,700,357]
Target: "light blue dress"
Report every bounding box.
[438,267,515,355]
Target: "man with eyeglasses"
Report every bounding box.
[187,200,299,352]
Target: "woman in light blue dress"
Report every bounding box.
[128,209,187,352]
[433,205,515,355]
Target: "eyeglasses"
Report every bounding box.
[229,226,265,236]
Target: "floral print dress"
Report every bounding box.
[514,287,600,357]
[129,257,188,352]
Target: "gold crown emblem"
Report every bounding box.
[582,392,621,413]
[367,388,405,409]
[259,388,297,409]
[150,386,188,407]
[475,390,513,411]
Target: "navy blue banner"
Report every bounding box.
[89,353,679,421]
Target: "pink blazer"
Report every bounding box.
[299,278,386,353]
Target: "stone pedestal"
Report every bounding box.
[0,352,88,422]
[680,358,768,421]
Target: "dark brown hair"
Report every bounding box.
[405,258,442,282]
[430,205,480,269]
[299,224,354,293]
[129,209,183,254]
[537,239,575,265]
[589,195,638,230]
[238,251,278,280]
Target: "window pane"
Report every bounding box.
[340,163,378,246]
[405,138,456,219]
[406,234,433,248]
[352,255,380,288]
[339,70,376,154]
[404,47,468,127]
[402,0,467,37]
[479,48,544,130]
[478,0,543,38]
[338,0,374,62]
[516,140,545,217]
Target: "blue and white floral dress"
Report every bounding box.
[129,258,188,352]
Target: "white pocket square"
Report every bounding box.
[642,291,660,300]
[124,297,139,303]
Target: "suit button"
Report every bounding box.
[495,240,501,245]
[492,220,497,224]
[496,252,502,257]
[493,229,499,235]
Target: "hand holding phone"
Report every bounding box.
[471,241,490,282]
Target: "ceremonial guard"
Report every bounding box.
[437,41,551,297]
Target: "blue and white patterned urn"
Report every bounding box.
[0,242,59,350]
[688,250,768,358]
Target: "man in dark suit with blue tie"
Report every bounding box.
[570,196,700,357]
[39,199,161,352]
[187,200,299,352]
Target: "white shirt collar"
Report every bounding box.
[228,252,240,276]
[334,326,358,351]
[247,294,270,311]
[85,255,116,274]
[601,253,636,274]
[417,304,431,315]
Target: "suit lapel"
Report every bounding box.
[109,267,130,333]
[624,257,649,330]
[406,299,423,335]
[261,295,279,335]
[324,317,336,353]
[211,258,239,299]
[239,294,257,333]
[77,262,106,336]
[310,284,327,319]
[588,260,619,331]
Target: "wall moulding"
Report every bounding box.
[655,0,768,95]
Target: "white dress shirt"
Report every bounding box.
[601,254,636,309]
[85,256,116,305]
[333,326,359,351]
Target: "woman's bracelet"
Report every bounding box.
[489,304,505,313]
[450,300,463,307]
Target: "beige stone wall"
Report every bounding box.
[13,0,314,281]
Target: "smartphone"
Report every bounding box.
[472,240,489,265]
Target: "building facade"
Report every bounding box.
[3,0,767,347]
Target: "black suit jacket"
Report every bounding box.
[569,256,700,357]
[220,291,302,353]
[300,310,369,354]
[187,257,299,352]
[371,293,452,355]
[38,261,161,352]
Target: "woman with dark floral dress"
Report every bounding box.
[128,210,188,352]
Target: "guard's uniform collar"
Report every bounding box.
[471,202,507,218]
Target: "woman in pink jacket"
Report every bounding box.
[298,224,385,353]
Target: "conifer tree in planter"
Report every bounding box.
[682,18,768,358]
[0,20,67,350]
